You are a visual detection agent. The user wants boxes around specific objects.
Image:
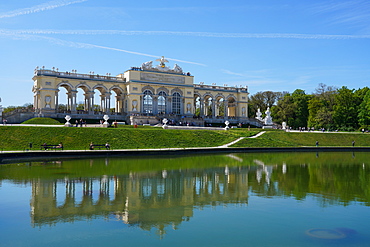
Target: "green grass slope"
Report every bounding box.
[0,126,259,151]
[231,131,370,147]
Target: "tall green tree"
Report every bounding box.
[271,93,295,126]
[249,91,284,118]
[291,89,311,128]
[307,84,337,129]
[333,86,357,129]
[358,90,370,128]
[272,89,310,128]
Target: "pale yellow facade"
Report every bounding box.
[32,58,250,125]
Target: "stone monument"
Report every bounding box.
[256,108,263,121]
[282,122,287,130]
[262,107,273,129]
[224,120,230,130]
[162,118,168,129]
[103,115,110,128]
[64,115,72,127]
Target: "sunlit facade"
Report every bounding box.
[32,57,250,125]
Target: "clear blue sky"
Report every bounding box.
[1,0,370,107]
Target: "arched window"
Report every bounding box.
[158,91,167,114]
[143,90,153,113]
[172,92,181,114]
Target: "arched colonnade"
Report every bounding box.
[55,81,125,114]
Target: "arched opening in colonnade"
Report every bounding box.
[76,86,88,113]
[56,83,73,113]
[203,95,213,117]
[92,86,109,114]
[110,87,124,115]
[216,97,225,117]
[227,97,237,117]
[194,95,201,117]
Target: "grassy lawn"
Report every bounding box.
[231,131,370,147]
[0,126,259,151]
[1,124,369,151]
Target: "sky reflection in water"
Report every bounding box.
[0,152,369,247]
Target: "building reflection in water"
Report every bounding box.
[17,152,369,237]
[30,162,275,236]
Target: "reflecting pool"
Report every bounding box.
[0,152,369,246]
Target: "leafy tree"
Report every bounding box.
[57,104,67,112]
[291,89,311,128]
[333,86,358,129]
[307,84,337,129]
[307,97,323,128]
[3,103,34,114]
[271,93,295,126]
[358,90,370,128]
[272,89,310,128]
[314,83,337,110]
[249,91,283,118]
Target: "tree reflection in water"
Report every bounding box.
[1,151,369,238]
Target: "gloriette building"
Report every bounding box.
[32,57,254,126]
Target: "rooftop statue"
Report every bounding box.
[173,64,183,73]
[156,56,169,68]
[141,61,153,70]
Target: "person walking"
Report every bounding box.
[352,140,355,147]
[315,141,319,147]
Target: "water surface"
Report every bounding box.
[0,152,369,246]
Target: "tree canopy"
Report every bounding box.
[250,84,370,130]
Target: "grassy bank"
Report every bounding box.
[0,126,258,151]
[231,131,370,147]
[1,125,369,151]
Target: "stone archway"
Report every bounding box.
[92,85,109,114]
[203,94,214,117]
[215,95,225,117]
[109,86,125,115]
[227,96,237,117]
[56,81,74,113]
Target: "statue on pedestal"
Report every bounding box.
[256,108,263,121]
[264,107,273,125]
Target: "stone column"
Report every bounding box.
[224,101,228,118]
[115,95,121,113]
[105,93,111,114]
[153,95,158,114]
[100,94,106,113]
[167,96,172,114]
[212,100,216,118]
[181,97,185,115]
[88,91,94,114]
[66,92,70,111]
[83,93,89,112]
[200,97,204,117]
[55,90,59,113]
[71,91,77,113]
